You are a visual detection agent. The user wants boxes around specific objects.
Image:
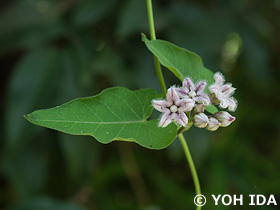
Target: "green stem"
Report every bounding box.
[178,133,202,210]
[146,1,201,209]
[146,0,167,96]
[177,122,193,135]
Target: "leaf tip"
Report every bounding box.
[141,33,148,42]
[23,114,32,122]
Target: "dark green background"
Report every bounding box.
[1,0,279,209]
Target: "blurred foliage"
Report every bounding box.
[0,0,280,209]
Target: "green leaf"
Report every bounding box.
[142,34,215,83]
[25,87,177,150]
[204,104,218,115]
[142,34,218,114]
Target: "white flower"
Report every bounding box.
[209,72,237,111]
[176,78,210,106]
[152,87,194,127]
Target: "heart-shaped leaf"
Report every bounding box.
[142,34,218,114]
[25,87,177,150]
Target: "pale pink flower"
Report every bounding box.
[213,111,236,127]
[209,72,237,111]
[176,78,210,106]
[152,87,194,127]
[193,113,209,128]
[206,117,221,131]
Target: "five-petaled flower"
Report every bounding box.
[176,78,210,106]
[209,72,237,111]
[152,87,194,127]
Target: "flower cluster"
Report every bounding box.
[152,72,237,131]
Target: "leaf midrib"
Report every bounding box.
[27,118,146,125]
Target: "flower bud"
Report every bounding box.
[193,113,209,128]
[206,117,220,131]
[213,111,236,127]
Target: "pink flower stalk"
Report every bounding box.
[209,72,237,111]
[213,111,236,127]
[176,78,210,106]
[152,87,194,127]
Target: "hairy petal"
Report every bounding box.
[209,84,221,97]
[176,112,188,127]
[219,98,229,109]
[152,100,169,112]
[194,81,207,94]
[177,99,195,112]
[214,72,225,86]
[158,113,172,128]
[227,97,237,112]
[175,87,189,98]
[183,77,194,91]
[222,84,235,96]
[167,87,179,104]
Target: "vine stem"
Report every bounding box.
[146,0,167,96]
[146,1,201,209]
[178,133,201,210]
